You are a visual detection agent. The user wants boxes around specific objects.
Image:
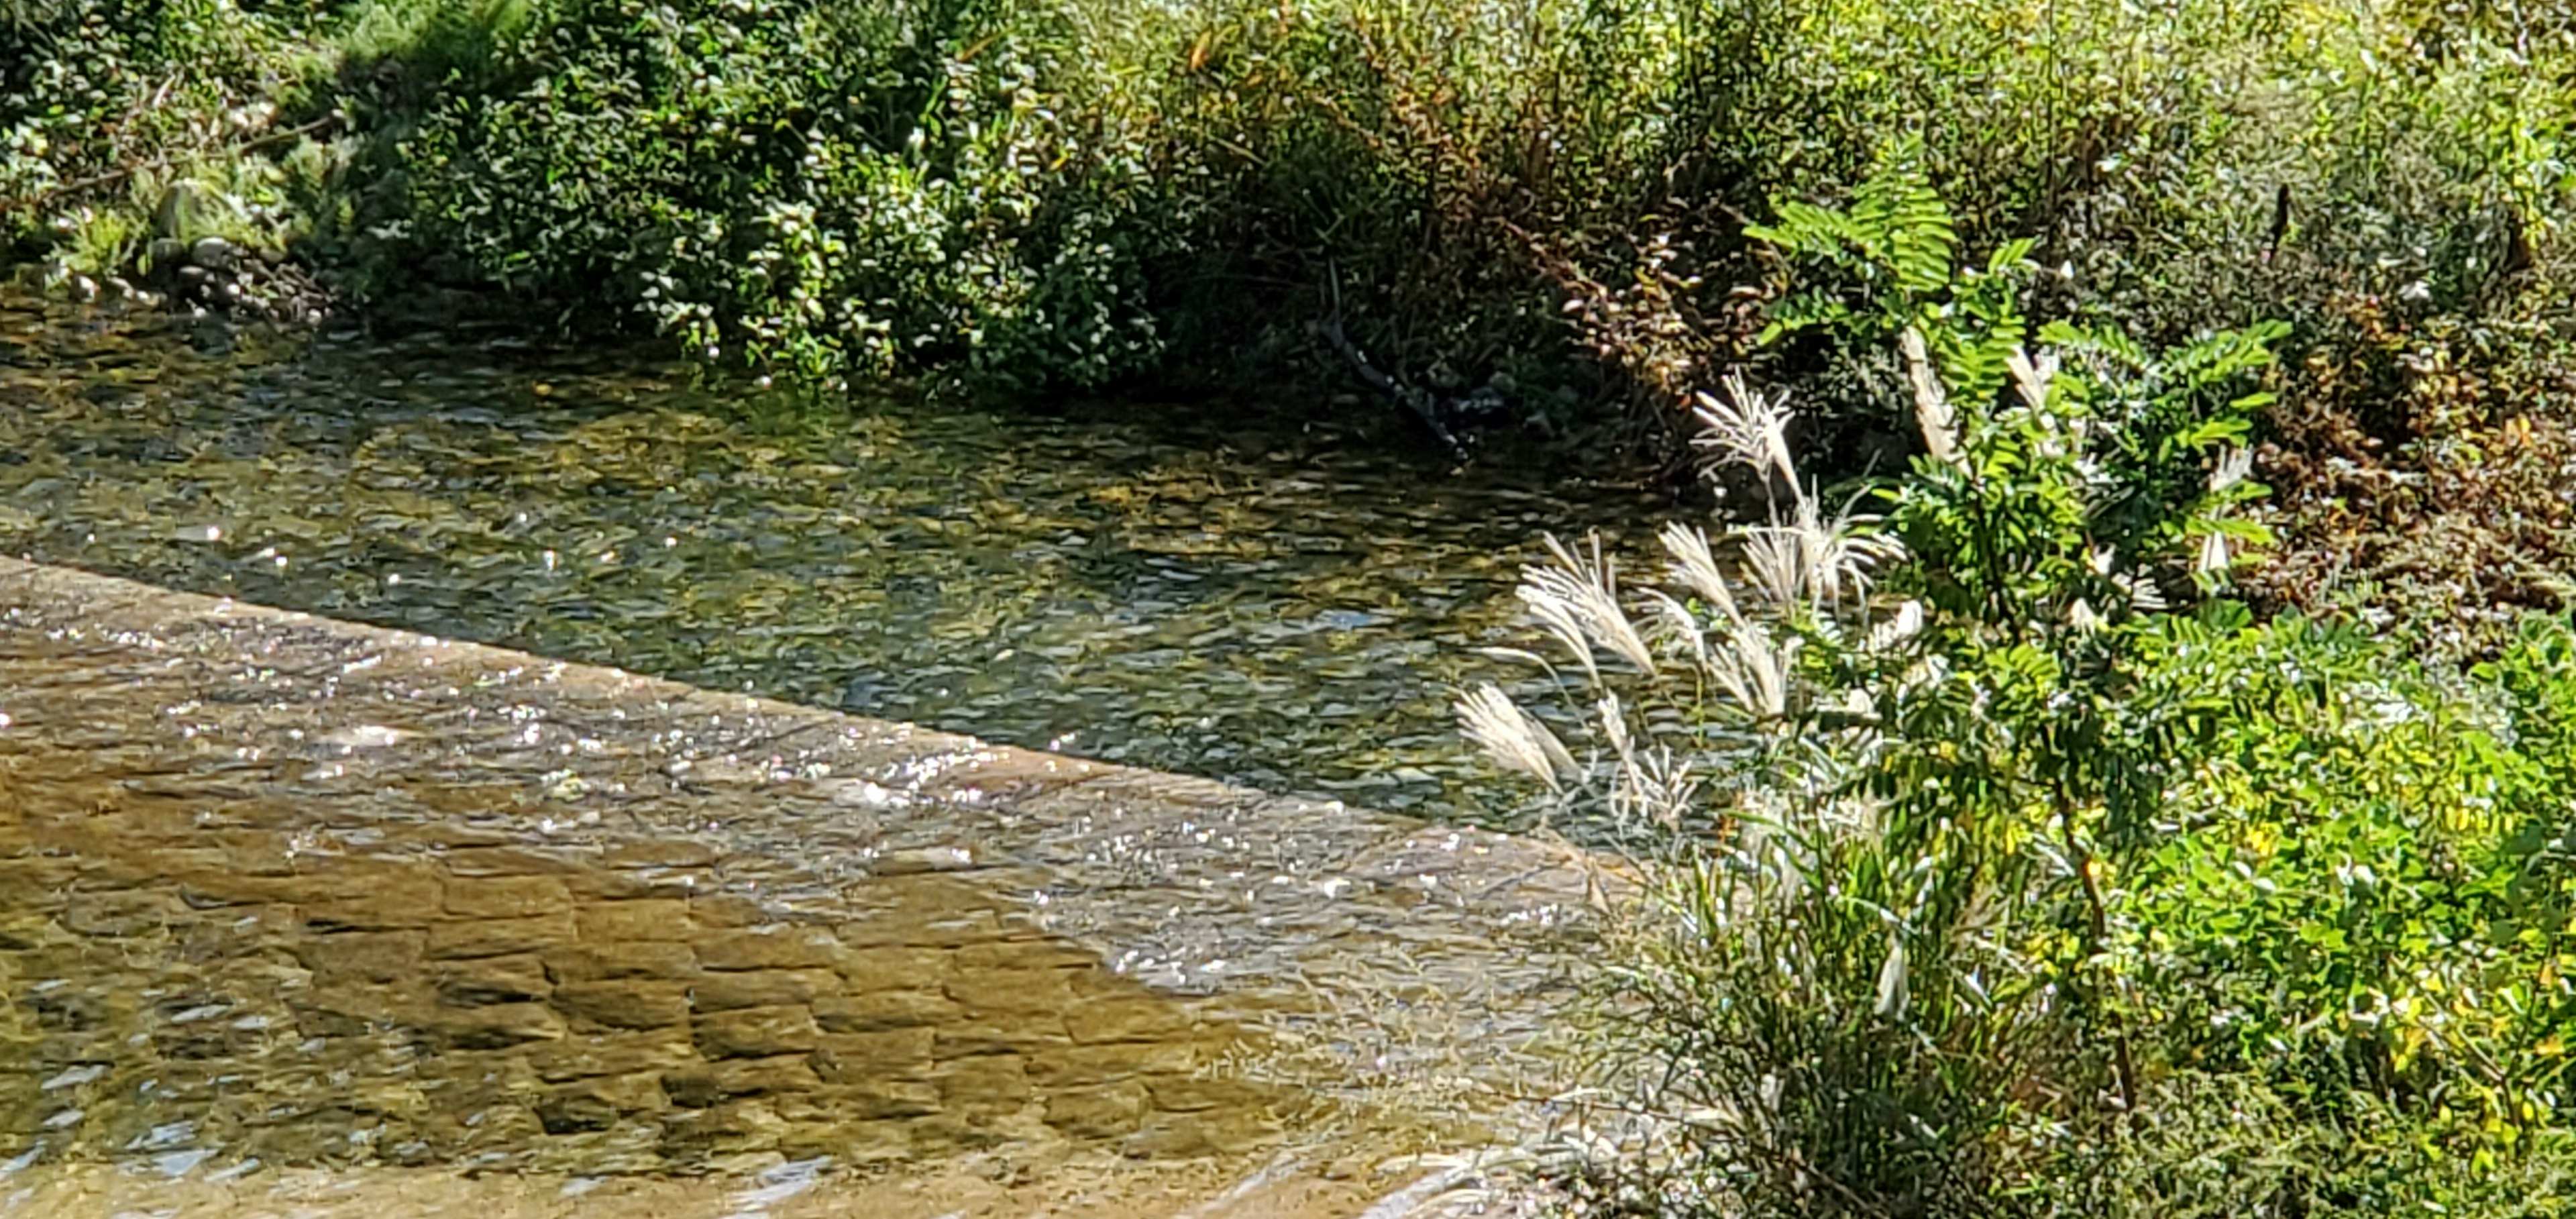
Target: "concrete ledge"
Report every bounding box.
[0,557,1607,1183]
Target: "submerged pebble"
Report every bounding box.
[0,286,1668,826]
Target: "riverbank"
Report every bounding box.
[7,0,2575,635]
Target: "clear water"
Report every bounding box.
[0,293,1670,824]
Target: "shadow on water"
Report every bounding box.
[0,291,1671,827]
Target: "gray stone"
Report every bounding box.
[189,236,238,272]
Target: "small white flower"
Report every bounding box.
[2210,447,2254,493]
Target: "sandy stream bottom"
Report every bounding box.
[0,1149,1470,1219]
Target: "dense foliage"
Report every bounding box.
[5,0,2571,628]
[2,0,307,269]
[1468,165,2576,1215]
[402,0,1169,386]
[8,0,2576,1210]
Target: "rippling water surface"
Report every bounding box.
[0,293,1669,823]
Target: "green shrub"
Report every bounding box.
[2126,614,2576,1147]
[3,0,284,252]
[0,0,534,294]
[402,0,1167,386]
[1474,164,2576,1215]
[5,0,2571,638]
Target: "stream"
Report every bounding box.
[0,290,1634,1213]
[0,291,1672,826]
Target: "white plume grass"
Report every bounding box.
[1455,682,1576,793]
[1519,533,1658,680]
[1464,370,1927,835]
[1902,326,1960,466]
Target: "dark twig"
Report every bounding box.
[1318,260,1468,460]
[2261,184,2290,263]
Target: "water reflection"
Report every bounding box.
[0,293,1668,824]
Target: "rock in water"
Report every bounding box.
[189,236,239,272]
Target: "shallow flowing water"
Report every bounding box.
[0,555,1597,1212]
[0,293,1625,1212]
[0,291,1668,825]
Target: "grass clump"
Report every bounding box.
[1468,162,2576,1216]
